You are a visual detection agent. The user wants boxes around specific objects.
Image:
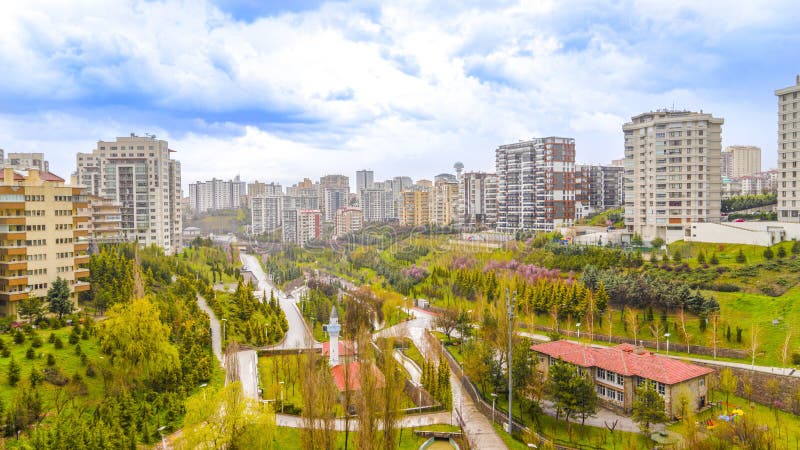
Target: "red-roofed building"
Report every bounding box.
[531,341,714,417]
[322,340,357,363]
[330,361,385,394]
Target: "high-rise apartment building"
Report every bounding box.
[584,165,625,213]
[188,176,246,213]
[623,110,723,241]
[247,181,283,198]
[399,191,431,227]
[459,172,498,228]
[360,188,391,223]
[355,170,374,196]
[76,134,182,254]
[495,137,576,232]
[334,207,363,238]
[432,179,459,226]
[0,168,90,316]
[777,76,800,222]
[281,209,321,247]
[323,188,349,222]
[250,195,283,235]
[723,146,761,178]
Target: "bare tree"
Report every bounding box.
[677,307,692,353]
[781,329,792,366]
[624,306,639,343]
[709,312,720,359]
[355,330,380,450]
[434,308,459,343]
[379,338,403,450]
[750,325,760,370]
[300,352,337,449]
[648,321,664,352]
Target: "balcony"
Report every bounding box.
[0,261,26,271]
[73,229,89,238]
[0,275,28,286]
[73,216,89,224]
[0,232,26,241]
[74,242,89,251]
[0,216,25,225]
[0,291,28,302]
[74,269,90,279]
[73,282,90,293]
[0,246,26,256]
[74,254,90,265]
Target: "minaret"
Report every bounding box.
[327,306,341,366]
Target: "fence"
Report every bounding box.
[522,323,749,359]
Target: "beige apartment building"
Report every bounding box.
[0,168,90,317]
[623,110,723,242]
[431,179,458,226]
[777,76,800,222]
[723,145,761,177]
[334,207,363,238]
[399,191,431,227]
[83,195,124,244]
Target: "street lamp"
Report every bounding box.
[491,393,498,424]
[221,318,227,343]
[576,322,582,340]
[279,381,285,414]
[664,333,671,355]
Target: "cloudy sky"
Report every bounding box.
[1,0,798,190]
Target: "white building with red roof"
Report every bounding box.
[531,341,714,417]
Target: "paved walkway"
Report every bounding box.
[196,294,223,366]
[538,399,664,433]
[275,411,452,430]
[394,350,422,384]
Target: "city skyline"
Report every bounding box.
[1,1,798,188]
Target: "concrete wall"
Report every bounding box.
[685,221,800,246]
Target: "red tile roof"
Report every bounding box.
[531,341,713,385]
[330,361,385,392]
[39,171,65,182]
[322,340,356,357]
[0,170,25,181]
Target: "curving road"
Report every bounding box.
[196,294,223,366]
[240,253,318,349]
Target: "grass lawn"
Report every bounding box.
[399,338,425,370]
[0,325,104,407]
[273,424,461,450]
[679,393,800,446]
[259,354,305,410]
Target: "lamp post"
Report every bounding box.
[664,333,671,355]
[157,426,167,450]
[221,318,227,343]
[491,393,498,424]
[506,288,516,434]
[576,322,582,340]
[279,381,285,414]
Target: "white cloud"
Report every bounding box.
[0,0,795,187]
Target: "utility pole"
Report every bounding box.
[507,288,515,434]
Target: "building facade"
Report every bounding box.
[282,209,321,246]
[777,76,800,222]
[76,134,182,254]
[0,168,90,316]
[82,195,124,244]
[188,176,246,212]
[250,195,283,235]
[247,181,282,198]
[623,111,723,242]
[360,188,391,223]
[2,152,50,172]
[355,170,374,196]
[459,172,498,229]
[532,341,713,418]
[334,207,363,238]
[496,137,576,232]
[723,146,761,178]
[431,179,459,226]
[399,191,430,227]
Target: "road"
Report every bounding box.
[235,349,260,399]
[240,253,318,349]
[394,349,422,384]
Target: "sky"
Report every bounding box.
[0,0,798,191]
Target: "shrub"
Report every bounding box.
[47,333,56,344]
[709,253,719,265]
[13,331,24,345]
[54,337,64,349]
[697,251,706,264]
[1,349,9,358]
[46,354,55,366]
[85,364,96,378]
[25,347,35,360]
[31,335,43,348]
[736,249,746,263]
[778,246,787,258]
[764,247,774,260]
[74,344,82,356]
[43,367,69,386]
[8,357,20,386]
[81,330,89,340]
[793,352,800,365]
[68,333,79,345]
[30,368,43,387]
[80,353,87,365]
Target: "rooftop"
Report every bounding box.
[531,341,714,385]
[330,361,385,392]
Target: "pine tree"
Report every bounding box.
[736,249,746,263]
[8,356,20,386]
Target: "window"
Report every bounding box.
[657,382,666,396]
[597,368,606,380]
[699,378,705,387]
[616,391,623,402]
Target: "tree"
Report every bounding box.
[763,247,774,260]
[434,308,459,343]
[778,246,787,259]
[18,295,46,325]
[96,297,180,386]
[736,249,746,263]
[793,240,800,255]
[718,368,737,414]
[632,381,668,434]
[709,253,719,265]
[547,359,597,434]
[47,277,74,320]
[650,238,665,249]
[178,382,275,449]
[631,233,643,246]
[672,249,682,263]
[696,251,706,264]
[299,352,337,450]
[7,356,20,386]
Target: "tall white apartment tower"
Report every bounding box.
[76,134,183,254]
[777,76,800,222]
[623,110,723,242]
